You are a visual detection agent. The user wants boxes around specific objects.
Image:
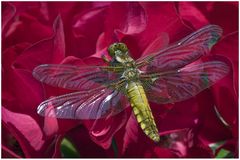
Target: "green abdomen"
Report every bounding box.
[126,81,160,142]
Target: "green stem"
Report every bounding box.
[111,138,119,157]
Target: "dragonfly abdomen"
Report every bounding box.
[126,81,160,142]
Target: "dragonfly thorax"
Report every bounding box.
[122,68,140,81]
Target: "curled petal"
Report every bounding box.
[2,107,44,157]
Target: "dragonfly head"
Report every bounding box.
[108,43,128,56]
[108,43,131,63]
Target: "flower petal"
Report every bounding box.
[63,126,110,157]
[2,107,44,157]
[2,2,16,34]
[177,2,238,35]
[83,109,129,149]
[69,5,108,58]
[176,2,209,29]
[13,15,65,70]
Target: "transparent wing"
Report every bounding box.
[37,86,129,119]
[136,25,223,72]
[140,60,229,104]
[32,64,123,90]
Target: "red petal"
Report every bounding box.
[177,2,238,35]
[212,62,238,136]
[83,110,129,149]
[2,68,44,115]
[64,126,110,157]
[51,135,65,158]
[43,103,59,137]
[122,2,191,59]
[13,15,65,70]
[105,2,147,37]
[141,32,169,56]
[2,107,44,157]
[68,5,108,58]
[176,2,209,29]
[2,2,16,35]
[122,113,139,154]
[186,145,214,158]
[196,89,233,144]
[2,145,22,158]
[3,3,52,50]
[113,2,147,36]
[157,99,200,132]
[212,32,238,95]
[97,2,147,56]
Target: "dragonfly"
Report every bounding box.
[33,25,229,142]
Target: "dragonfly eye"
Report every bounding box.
[108,43,128,57]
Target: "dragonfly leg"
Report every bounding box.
[102,55,110,63]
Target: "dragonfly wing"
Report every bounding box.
[141,60,230,104]
[136,25,223,72]
[33,64,121,90]
[37,86,129,119]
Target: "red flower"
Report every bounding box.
[177,2,238,157]
[2,2,238,158]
